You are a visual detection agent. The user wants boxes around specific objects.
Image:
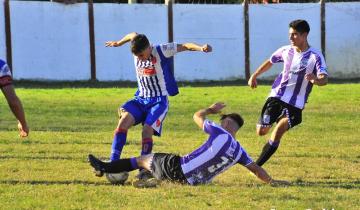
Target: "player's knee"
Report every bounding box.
[117,111,135,129]
[256,127,269,136]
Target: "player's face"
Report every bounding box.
[289,27,307,48]
[135,46,152,61]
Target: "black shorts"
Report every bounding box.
[257,97,302,129]
[150,153,188,184]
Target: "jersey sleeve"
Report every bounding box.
[0,60,13,88]
[159,42,177,58]
[269,46,286,64]
[314,53,328,76]
[237,148,254,166]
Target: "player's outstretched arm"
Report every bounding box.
[1,85,29,137]
[245,162,290,186]
[248,59,273,89]
[105,32,138,47]
[177,43,212,53]
[193,102,225,129]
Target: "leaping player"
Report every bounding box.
[105,32,212,180]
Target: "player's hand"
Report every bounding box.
[248,75,258,89]
[18,122,29,138]
[270,179,291,187]
[201,44,212,53]
[208,102,226,114]
[305,73,317,83]
[105,41,119,47]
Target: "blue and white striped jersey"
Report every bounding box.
[180,120,253,185]
[134,43,179,98]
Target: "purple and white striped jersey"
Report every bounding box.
[180,120,253,185]
[269,45,328,109]
[134,43,179,98]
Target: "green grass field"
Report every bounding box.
[0,84,359,210]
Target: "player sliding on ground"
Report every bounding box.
[89,102,289,186]
[248,20,328,167]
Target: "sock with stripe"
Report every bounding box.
[141,138,153,155]
[256,140,280,166]
[110,128,127,161]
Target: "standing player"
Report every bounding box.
[105,32,212,179]
[248,19,328,166]
[0,59,29,137]
[89,102,289,186]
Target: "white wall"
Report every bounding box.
[0,0,6,61]
[94,4,168,81]
[249,3,321,79]
[173,4,245,81]
[10,1,90,80]
[1,2,359,81]
[326,2,360,78]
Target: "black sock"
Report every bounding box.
[256,140,279,166]
[103,158,139,173]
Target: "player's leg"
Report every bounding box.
[141,97,169,156]
[256,103,302,166]
[256,117,289,166]
[137,98,168,179]
[110,99,144,161]
[88,154,153,177]
[255,98,285,166]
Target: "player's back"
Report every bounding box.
[180,120,249,185]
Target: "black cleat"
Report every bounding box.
[88,154,105,177]
[136,169,154,181]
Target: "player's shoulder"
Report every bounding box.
[204,119,231,135]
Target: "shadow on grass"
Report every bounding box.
[293,179,360,189]
[0,179,110,186]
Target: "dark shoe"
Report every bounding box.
[136,169,153,180]
[88,154,105,177]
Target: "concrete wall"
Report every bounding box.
[326,2,360,78]
[249,3,321,79]
[1,1,359,81]
[173,4,245,81]
[10,1,90,80]
[94,3,167,81]
[0,0,6,60]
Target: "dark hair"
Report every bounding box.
[220,113,244,129]
[131,34,150,55]
[289,19,310,34]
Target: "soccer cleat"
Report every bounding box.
[132,178,159,188]
[88,154,105,177]
[136,169,154,180]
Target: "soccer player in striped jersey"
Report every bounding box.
[88,102,289,186]
[248,19,328,166]
[0,59,29,137]
[105,33,212,179]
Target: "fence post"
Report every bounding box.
[166,0,174,74]
[244,0,250,81]
[88,0,96,81]
[4,0,12,72]
[320,0,326,59]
